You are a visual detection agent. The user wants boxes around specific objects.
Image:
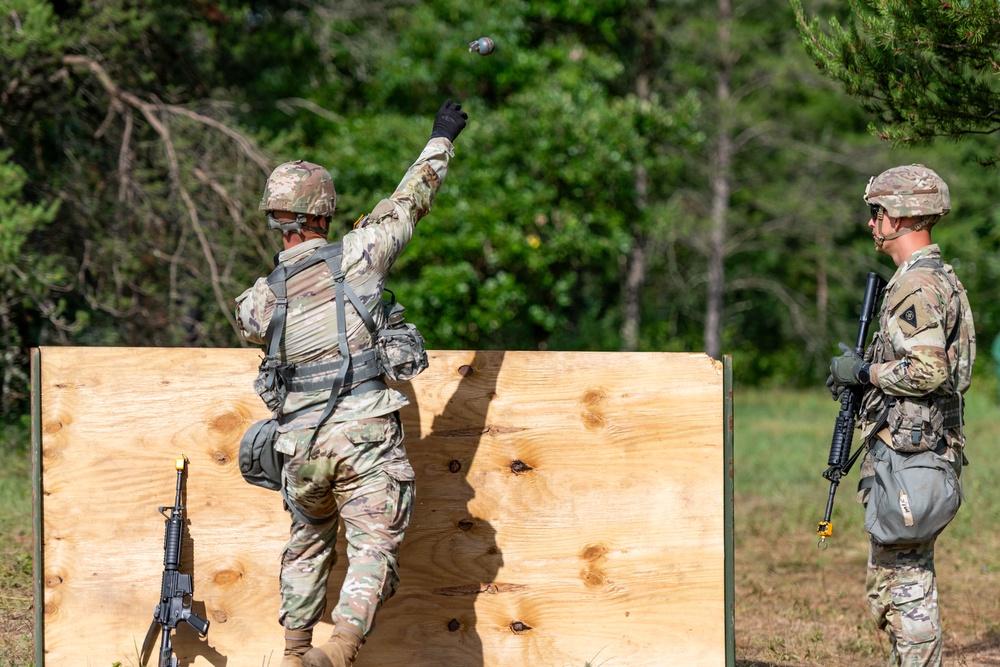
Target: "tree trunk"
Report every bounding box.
[704,0,733,360]
[620,4,654,352]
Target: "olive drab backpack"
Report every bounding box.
[238,241,428,496]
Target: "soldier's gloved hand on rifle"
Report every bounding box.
[430,99,468,143]
[829,342,871,389]
[825,373,845,400]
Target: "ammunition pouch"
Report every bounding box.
[863,392,963,454]
[886,393,963,453]
[376,299,428,382]
[860,439,961,545]
[238,418,283,491]
[253,358,286,412]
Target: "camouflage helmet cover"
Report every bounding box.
[259,160,336,216]
[863,164,950,219]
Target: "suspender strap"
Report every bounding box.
[258,263,290,398]
[321,251,379,338]
[261,242,389,525]
[264,244,338,365]
[305,248,381,444]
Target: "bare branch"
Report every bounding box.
[61,54,254,345]
[276,97,344,124]
[193,167,271,266]
[62,56,271,175]
[118,108,134,203]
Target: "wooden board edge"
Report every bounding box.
[723,354,735,667]
[31,347,44,667]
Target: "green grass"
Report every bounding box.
[734,384,1000,547]
[0,419,34,667]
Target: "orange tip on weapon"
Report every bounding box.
[175,456,187,471]
[817,520,833,550]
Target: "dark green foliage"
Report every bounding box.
[3,0,1000,424]
[794,0,1000,152]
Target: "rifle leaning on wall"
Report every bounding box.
[816,271,887,550]
[141,457,210,666]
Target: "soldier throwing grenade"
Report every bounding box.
[235,100,468,667]
[828,164,976,667]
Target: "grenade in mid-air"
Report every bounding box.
[468,37,495,56]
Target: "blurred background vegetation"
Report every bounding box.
[3,0,1000,427]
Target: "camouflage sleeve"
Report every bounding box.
[389,136,452,223]
[234,277,275,345]
[870,273,950,397]
[345,137,453,271]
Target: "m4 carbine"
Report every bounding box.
[816,271,887,549]
[141,457,210,666]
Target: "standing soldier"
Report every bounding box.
[234,100,468,667]
[828,164,976,667]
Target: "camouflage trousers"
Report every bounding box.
[866,538,941,667]
[277,411,415,636]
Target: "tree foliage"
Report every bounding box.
[3,0,1000,421]
[793,0,1000,154]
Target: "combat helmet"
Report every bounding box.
[863,164,949,249]
[259,160,336,233]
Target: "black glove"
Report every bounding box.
[829,342,870,386]
[429,99,468,143]
[825,374,845,400]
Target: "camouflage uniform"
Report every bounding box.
[234,137,455,636]
[854,167,976,666]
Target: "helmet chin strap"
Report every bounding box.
[873,207,887,251]
[873,208,937,251]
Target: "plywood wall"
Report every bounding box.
[32,347,730,667]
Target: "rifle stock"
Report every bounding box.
[141,457,210,667]
[816,272,887,549]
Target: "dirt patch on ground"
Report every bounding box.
[735,495,1000,667]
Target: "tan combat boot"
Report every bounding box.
[281,629,313,667]
[301,624,365,667]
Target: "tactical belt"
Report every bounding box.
[278,379,388,426]
[281,348,382,393]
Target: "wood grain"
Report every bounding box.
[36,347,728,666]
